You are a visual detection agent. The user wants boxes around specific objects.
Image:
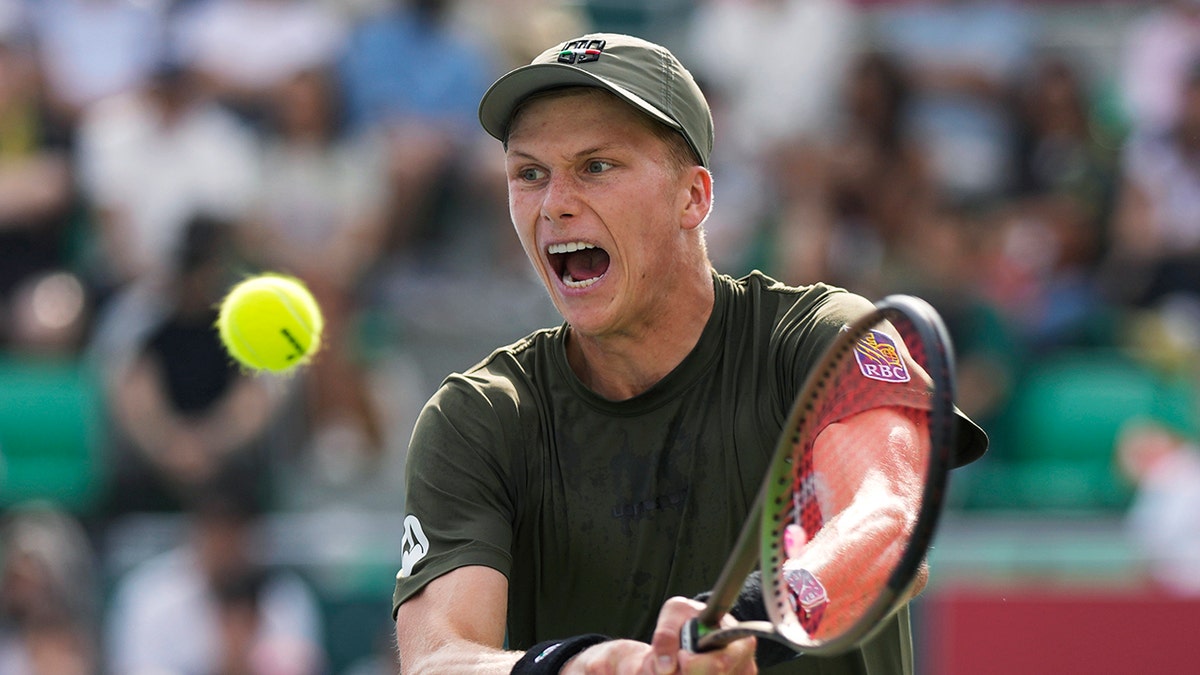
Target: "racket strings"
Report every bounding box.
[686,297,954,656]
[775,316,939,641]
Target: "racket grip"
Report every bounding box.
[681,617,706,653]
[681,619,734,648]
[682,618,752,653]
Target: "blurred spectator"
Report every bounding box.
[684,0,861,166]
[985,55,1119,353]
[338,0,487,133]
[455,0,589,73]
[1012,56,1119,225]
[241,67,387,482]
[899,202,1023,434]
[766,44,1023,433]
[745,150,833,286]
[5,271,91,357]
[0,502,100,675]
[830,52,933,240]
[172,0,349,126]
[106,487,326,675]
[0,30,75,351]
[338,0,497,259]
[104,215,283,515]
[1117,420,1200,595]
[1107,61,1200,308]
[244,68,387,298]
[1118,0,1200,137]
[824,51,935,294]
[765,50,931,294]
[25,0,167,127]
[74,58,259,294]
[756,134,839,288]
[679,0,861,278]
[873,0,1037,206]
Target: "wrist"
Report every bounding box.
[511,634,611,674]
[783,566,829,632]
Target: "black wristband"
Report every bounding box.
[510,634,612,674]
[692,570,769,622]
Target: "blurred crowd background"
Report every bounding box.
[2,0,1200,673]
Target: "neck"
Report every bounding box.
[567,265,715,400]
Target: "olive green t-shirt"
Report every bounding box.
[394,271,928,673]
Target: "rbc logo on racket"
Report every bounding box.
[854,330,911,383]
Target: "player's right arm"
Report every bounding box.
[394,566,675,675]
[396,567,754,675]
[395,565,518,674]
[398,373,755,674]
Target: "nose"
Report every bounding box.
[540,172,581,224]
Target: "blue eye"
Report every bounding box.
[519,167,545,181]
[586,160,613,174]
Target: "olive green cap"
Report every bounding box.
[478,33,714,167]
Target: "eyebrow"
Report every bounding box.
[506,144,621,164]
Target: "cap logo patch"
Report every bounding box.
[558,39,605,64]
[854,330,910,383]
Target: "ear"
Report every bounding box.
[679,166,713,232]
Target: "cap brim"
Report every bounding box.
[953,406,988,468]
[478,62,682,143]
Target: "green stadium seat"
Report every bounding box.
[0,355,106,513]
[961,350,1196,512]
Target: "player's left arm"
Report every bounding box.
[786,406,929,636]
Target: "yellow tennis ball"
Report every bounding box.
[216,274,324,373]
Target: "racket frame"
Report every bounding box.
[683,295,958,655]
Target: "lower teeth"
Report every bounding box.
[563,272,600,289]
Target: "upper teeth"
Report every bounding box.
[548,241,595,254]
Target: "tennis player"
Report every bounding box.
[392,33,987,674]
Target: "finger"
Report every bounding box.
[562,638,653,675]
[650,596,707,674]
[677,635,758,675]
[784,523,807,559]
[679,614,757,675]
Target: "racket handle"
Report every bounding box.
[682,618,769,653]
[681,617,711,653]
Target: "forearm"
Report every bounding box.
[396,638,521,675]
[397,636,653,675]
[396,566,513,675]
[797,411,929,635]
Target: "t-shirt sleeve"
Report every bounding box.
[775,289,985,465]
[392,374,520,617]
[775,290,930,426]
[773,289,874,405]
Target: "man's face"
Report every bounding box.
[504,89,701,339]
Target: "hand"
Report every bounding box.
[560,638,652,675]
[560,597,757,675]
[648,597,757,675]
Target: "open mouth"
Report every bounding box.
[548,241,611,289]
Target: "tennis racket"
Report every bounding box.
[682,294,958,656]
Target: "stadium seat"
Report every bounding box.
[0,356,106,513]
[961,350,1196,512]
